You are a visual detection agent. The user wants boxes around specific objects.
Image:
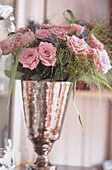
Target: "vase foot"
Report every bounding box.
[26,164,56,170]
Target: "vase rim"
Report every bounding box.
[22,80,73,84]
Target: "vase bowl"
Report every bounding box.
[22,81,72,169]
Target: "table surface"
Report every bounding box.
[16,165,97,170]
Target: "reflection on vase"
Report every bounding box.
[22,81,72,169]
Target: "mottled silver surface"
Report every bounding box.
[22,81,72,169]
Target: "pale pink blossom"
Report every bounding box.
[88,34,104,50]
[15,27,28,33]
[19,48,39,70]
[51,27,67,39]
[52,24,70,29]
[93,49,112,74]
[85,45,94,58]
[21,30,35,44]
[67,24,84,36]
[39,24,70,30]
[66,35,88,55]
[0,30,35,54]
[35,29,50,39]
[38,42,56,66]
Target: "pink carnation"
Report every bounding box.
[67,35,88,55]
[51,27,66,39]
[35,29,50,39]
[93,49,112,74]
[52,24,70,30]
[88,34,104,50]
[67,24,84,36]
[85,45,94,59]
[19,48,39,70]
[38,42,56,66]
[0,30,35,54]
[0,34,22,54]
[21,30,35,44]
[15,27,28,33]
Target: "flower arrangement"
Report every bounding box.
[0,10,112,100]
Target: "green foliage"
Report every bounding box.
[4,70,24,79]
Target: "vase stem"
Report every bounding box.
[29,155,56,169]
[34,155,49,167]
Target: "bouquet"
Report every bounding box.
[0,10,112,100]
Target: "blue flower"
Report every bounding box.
[43,34,56,47]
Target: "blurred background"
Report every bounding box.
[0,0,112,169]
[0,0,15,148]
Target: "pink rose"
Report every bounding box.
[88,34,104,50]
[0,30,35,54]
[19,48,39,70]
[67,35,88,55]
[67,24,84,36]
[38,42,56,66]
[35,29,50,39]
[58,24,70,29]
[93,49,112,74]
[51,27,66,39]
[39,24,51,29]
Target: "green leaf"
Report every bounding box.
[5,54,14,71]
[4,70,12,78]
[4,70,24,79]
[73,101,83,130]
[8,47,21,107]
[30,74,41,80]
[8,32,15,37]
[63,9,75,23]
[98,77,112,90]
[15,71,24,79]
[72,87,84,130]
[72,80,76,100]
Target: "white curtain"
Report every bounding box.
[12,0,111,166]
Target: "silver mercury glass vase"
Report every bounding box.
[22,81,73,170]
